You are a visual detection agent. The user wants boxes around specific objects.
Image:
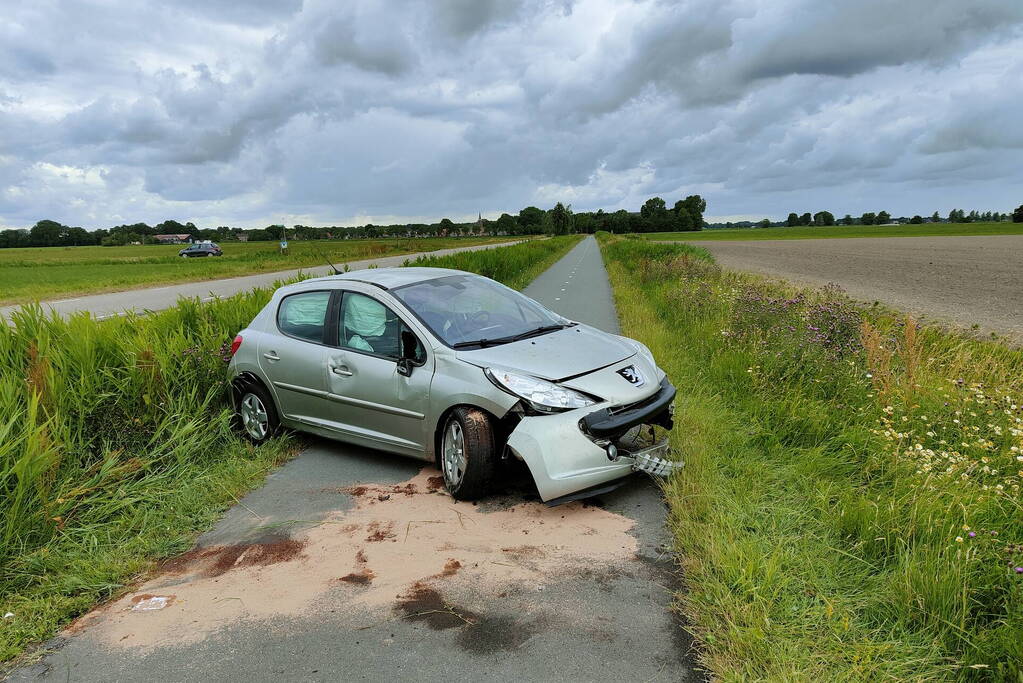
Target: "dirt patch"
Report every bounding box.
[396,582,478,630]
[80,468,637,652]
[438,559,461,577]
[339,569,375,585]
[345,482,420,499]
[161,538,306,578]
[426,475,445,491]
[365,521,397,543]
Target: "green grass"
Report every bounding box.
[646,221,1023,242]
[0,236,517,305]
[599,235,1023,680]
[0,235,581,666]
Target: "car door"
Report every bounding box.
[323,290,433,456]
[257,290,335,426]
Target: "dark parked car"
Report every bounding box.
[179,243,223,258]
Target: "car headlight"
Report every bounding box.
[485,368,598,413]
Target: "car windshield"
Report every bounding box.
[393,274,571,348]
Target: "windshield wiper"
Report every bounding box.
[451,323,574,349]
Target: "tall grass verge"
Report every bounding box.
[0,235,580,664]
[599,235,1022,680]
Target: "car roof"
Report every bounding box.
[300,267,472,291]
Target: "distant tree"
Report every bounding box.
[786,213,800,227]
[640,197,669,232]
[799,212,812,226]
[549,202,573,235]
[673,195,706,231]
[909,215,924,224]
[517,206,544,233]
[877,211,891,224]
[1013,205,1023,223]
[609,209,630,233]
[0,228,29,248]
[812,211,835,226]
[840,214,854,226]
[931,211,940,223]
[758,219,771,229]
[574,213,595,234]
[861,212,877,225]
[947,209,965,223]
[29,219,65,247]
[674,209,696,231]
[495,213,518,234]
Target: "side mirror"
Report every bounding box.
[397,330,418,377]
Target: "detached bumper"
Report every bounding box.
[506,379,680,502]
[579,378,675,439]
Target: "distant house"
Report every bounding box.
[154,234,192,244]
[236,233,250,242]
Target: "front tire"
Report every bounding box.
[236,383,280,444]
[441,407,497,500]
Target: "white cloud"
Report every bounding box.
[1,0,1021,229]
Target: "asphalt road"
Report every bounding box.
[0,240,520,321]
[8,236,700,683]
[682,234,1023,342]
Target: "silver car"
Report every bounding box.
[226,267,679,503]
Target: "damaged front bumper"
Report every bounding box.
[506,378,682,502]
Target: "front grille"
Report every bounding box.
[607,389,662,416]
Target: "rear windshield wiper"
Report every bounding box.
[451,323,574,349]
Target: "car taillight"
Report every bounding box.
[229,335,243,357]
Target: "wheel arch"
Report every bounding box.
[231,371,275,412]
[432,403,503,468]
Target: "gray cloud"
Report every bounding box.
[1,0,1022,230]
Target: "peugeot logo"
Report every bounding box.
[616,365,645,386]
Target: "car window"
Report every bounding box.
[277,291,331,343]
[393,274,564,347]
[339,292,425,361]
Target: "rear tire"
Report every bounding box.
[235,382,280,444]
[440,407,496,500]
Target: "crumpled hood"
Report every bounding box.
[454,324,635,381]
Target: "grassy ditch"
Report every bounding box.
[0,236,516,305]
[0,235,581,664]
[599,234,1022,680]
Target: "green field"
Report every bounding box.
[647,221,1023,242]
[600,234,1022,679]
[0,237,515,305]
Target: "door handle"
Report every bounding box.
[331,365,353,377]
[263,352,281,361]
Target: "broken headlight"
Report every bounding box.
[485,368,599,413]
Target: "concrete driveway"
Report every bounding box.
[8,237,700,682]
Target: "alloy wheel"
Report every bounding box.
[442,420,466,486]
[240,393,269,440]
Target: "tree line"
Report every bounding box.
[0,194,706,249]
[765,208,1018,229]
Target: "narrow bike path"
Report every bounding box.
[8,236,700,683]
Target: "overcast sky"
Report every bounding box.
[2,0,1021,229]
